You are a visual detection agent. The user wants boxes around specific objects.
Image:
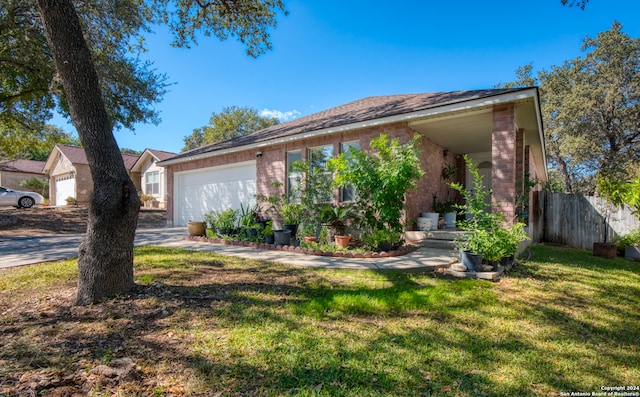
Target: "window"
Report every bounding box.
[308,145,334,203]
[145,171,160,195]
[286,151,302,200]
[340,141,359,202]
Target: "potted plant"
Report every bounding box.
[450,155,499,271]
[366,228,402,252]
[613,230,640,261]
[140,193,155,208]
[498,222,530,267]
[273,228,292,246]
[65,196,77,206]
[212,208,238,236]
[262,220,275,244]
[238,203,261,238]
[280,202,303,239]
[320,204,357,247]
[299,223,317,243]
[456,232,484,271]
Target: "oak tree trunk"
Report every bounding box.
[38,0,140,305]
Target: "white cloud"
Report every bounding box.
[260,108,301,122]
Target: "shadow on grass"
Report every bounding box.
[2,245,639,396]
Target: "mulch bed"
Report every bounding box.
[184,235,419,258]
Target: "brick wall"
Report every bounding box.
[492,104,517,223]
[165,121,451,227]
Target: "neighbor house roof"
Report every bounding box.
[0,159,45,174]
[43,145,141,174]
[160,87,535,166]
[131,148,178,172]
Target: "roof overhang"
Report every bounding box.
[42,146,63,175]
[131,149,158,173]
[159,88,546,177]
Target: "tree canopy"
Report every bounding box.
[1,0,168,155]
[181,106,279,151]
[2,0,286,158]
[500,22,640,194]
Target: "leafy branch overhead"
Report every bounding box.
[1,0,287,156]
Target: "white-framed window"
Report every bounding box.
[340,141,359,202]
[286,151,302,201]
[145,171,160,195]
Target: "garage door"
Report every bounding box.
[174,161,257,226]
[55,175,75,206]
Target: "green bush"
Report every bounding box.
[612,229,640,249]
[328,134,424,234]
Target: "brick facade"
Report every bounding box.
[491,104,517,223]
[165,106,535,229]
[165,121,454,225]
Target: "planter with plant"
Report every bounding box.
[431,194,457,229]
[262,220,275,244]
[280,202,303,238]
[298,223,318,243]
[139,193,155,207]
[365,228,403,252]
[613,229,640,260]
[451,155,502,270]
[207,208,238,236]
[65,196,77,206]
[319,204,357,246]
[238,202,261,239]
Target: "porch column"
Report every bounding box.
[516,128,525,197]
[492,104,517,224]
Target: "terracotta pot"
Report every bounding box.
[303,236,317,243]
[187,221,206,236]
[335,235,351,249]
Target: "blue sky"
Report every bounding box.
[53,0,640,154]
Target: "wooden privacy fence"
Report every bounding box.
[531,191,640,250]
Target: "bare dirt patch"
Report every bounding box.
[0,206,167,236]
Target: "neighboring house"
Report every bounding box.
[43,145,141,206]
[159,88,547,237]
[131,148,177,208]
[0,159,46,192]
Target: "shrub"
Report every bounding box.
[328,134,424,234]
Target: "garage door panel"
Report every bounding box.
[175,162,256,226]
[55,177,75,206]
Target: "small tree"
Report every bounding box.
[328,134,424,234]
[19,178,49,198]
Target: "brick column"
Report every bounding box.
[492,104,517,223]
[516,129,525,197]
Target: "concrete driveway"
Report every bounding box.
[0,227,187,268]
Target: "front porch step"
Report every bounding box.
[405,229,466,259]
[405,229,467,242]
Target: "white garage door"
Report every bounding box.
[55,175,75,206]
[174,161,257,226]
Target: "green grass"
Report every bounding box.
[1,245,639,396]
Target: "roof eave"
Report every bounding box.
[158,88,540,167]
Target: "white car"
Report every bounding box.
[0,186,45,208]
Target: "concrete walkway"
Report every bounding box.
[0,227,458,272]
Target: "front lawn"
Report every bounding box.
[0,245,638,396]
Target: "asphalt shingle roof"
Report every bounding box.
[0,159,46,174]
[57,145,140,170]
[168,88,529,162]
